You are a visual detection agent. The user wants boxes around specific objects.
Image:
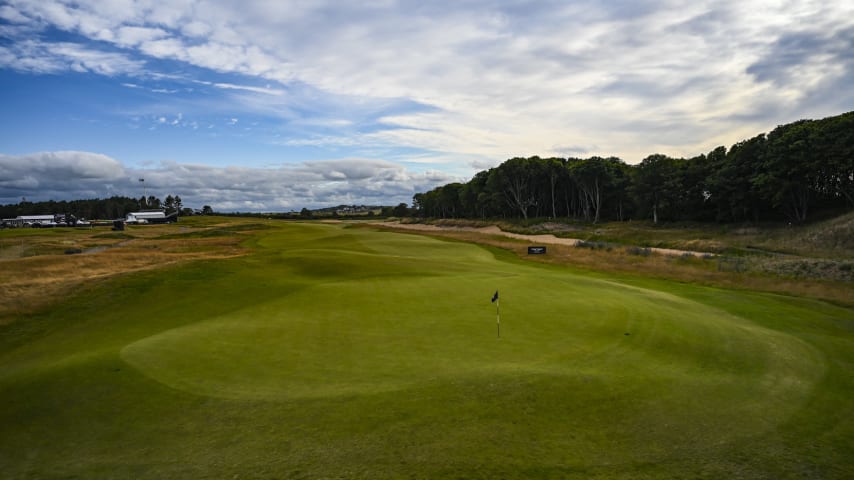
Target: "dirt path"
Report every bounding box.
[375,222,715,258]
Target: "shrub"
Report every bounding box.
[717,256,747,272]
[626,246,652,256]
[576,240,612,251]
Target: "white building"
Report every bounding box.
[2,215,58,227]
[125,210,176,224]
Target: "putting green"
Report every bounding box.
[1,220,851,478]
[122,224,821,436]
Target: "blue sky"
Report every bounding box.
[1,0,852,211]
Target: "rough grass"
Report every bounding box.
[404,212,854,257]
[1,220,853,479]
[0,218,258,319]
[375,224,854,307]
[384,213,854,303]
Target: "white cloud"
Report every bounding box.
[0,151,126,196]
[0,39,144,75]
[210,82,284,96]
[139,37,188,59]
[114,25,169,47]
[0,5,30,23]
[0,152,456,210]
[182,20,212,38]
[2,0,853,168]
[196,1,853,160]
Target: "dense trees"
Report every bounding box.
[0,195,189,220]
[414,111,854,223]
[163,195,183,214]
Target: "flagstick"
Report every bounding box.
[496,299,500,338]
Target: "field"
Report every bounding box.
[1,218,853,478]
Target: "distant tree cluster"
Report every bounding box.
[0,194,193,220]
[140,194,186,215]
[413,111,854,223]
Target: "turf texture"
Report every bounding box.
[1,221,852,478]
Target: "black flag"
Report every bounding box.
[491,291,499,303]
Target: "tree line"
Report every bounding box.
[413,111,854,223]
[0,195,195,220]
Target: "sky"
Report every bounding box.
[1,0,852,212]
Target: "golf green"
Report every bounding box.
[1,221,852,479]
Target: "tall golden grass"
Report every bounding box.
[0,226,249,320]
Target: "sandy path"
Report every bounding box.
[376,222,714,258]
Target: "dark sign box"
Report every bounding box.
[528,246,547,254]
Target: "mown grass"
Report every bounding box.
[1,220,853,478]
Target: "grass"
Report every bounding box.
[0,218,263,318]
[378,217,854,306]
[1,219,853,478]
[410,211,854,258]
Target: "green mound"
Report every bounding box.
[122,270,820,407]
[121,224,822,449]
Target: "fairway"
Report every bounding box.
[1,221,853,479]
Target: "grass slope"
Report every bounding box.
[1,221,852,479]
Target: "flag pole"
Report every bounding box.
[491,290,500,338]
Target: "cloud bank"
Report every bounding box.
[0,151,455,210]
